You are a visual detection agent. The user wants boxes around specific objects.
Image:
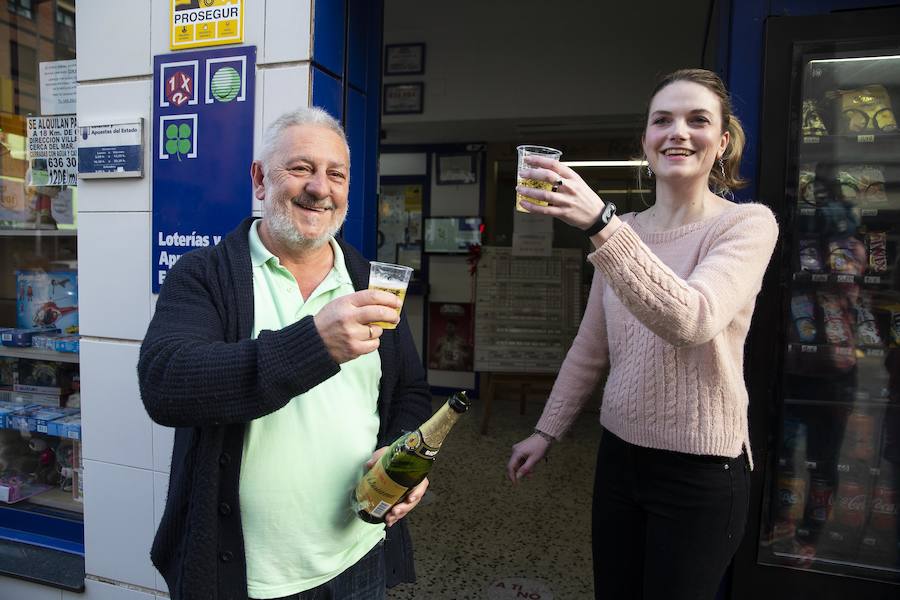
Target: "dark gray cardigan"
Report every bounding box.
[138,217,431,600]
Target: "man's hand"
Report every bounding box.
[365,446,429,528]
[314,290,401,363]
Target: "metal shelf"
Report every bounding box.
[0,346,78,363]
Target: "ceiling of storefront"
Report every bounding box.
[382,0,717,144]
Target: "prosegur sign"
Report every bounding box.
[170,0,243,50]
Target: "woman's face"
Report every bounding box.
[642,80,729,186]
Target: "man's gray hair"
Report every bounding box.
[256,106,350,167]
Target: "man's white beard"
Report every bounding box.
[264,196,346,251]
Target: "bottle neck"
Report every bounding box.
[419,401,462,450]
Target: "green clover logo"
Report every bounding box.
[165,123,192,161]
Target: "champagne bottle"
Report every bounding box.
[354,391,470,523]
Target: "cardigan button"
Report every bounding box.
[220,550,234,563]
[219,502,232,516]
[219,452,231,466]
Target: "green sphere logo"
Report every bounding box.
[211,67,241,102]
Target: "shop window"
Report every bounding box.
[1,0,84,591]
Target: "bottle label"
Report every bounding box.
[355,454,408,518]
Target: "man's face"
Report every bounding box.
[255,124,349,250]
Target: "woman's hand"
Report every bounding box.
[506,433,551,484]
[516,155,604,230]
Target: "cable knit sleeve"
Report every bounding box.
[535,268,610,439]
[588,204,778,347]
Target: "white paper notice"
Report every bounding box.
[39,60,77,116]
[512,206,553,256]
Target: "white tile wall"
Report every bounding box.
[153,471,170,594]
[81,339,152,470]
[76,81,153,213]
[1,578,61,600]
[77,1,152,81]
[152,424,174,474]
[76,212,152,341]
[261,65,312,134]
[84,461,156,590]
[63,578,154,600]
[263,0,313,64]
[253,69,265,214]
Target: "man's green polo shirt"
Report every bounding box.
[240,220,384,598]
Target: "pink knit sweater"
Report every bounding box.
[535,203,778,465]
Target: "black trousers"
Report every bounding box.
[592,430,750,600]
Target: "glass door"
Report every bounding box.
[757,46,900,585]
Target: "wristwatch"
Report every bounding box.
[583,201,617,236]
[532,429,555,444]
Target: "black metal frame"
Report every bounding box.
[734,7,900,599]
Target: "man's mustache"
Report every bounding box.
[290,195,335,211]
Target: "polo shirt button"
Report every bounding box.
[219,502,232,516]
[220,550,233,562]
[219,452,231,466]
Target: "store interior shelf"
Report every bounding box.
[0,229,77,237]
[786,342,888,358]
[784,396,895,409]
[0,346,78,363]
[791,271,889,285]
[798,133,900,161]
[796,206,900,223]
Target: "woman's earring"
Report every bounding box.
[646,165,653,177]
[718,158,726,177]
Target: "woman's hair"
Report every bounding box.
[257,106,350,167]
[641,68,747,195]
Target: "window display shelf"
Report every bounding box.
[0,346,78,363]
[25,488,82,515]
[0,229,77,237]
[786,342,889,359]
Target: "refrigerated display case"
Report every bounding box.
[734,7,900,599]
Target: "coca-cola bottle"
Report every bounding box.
[799,473,834,545]
[827,475,869,561]
[859,466,899,568]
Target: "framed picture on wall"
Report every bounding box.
[384,43,425,75]
[436,153,477,185]
[383,83,424,115]
[395,242,422,272]
[428,302,474,372]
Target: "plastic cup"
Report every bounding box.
[516,145,562,212]
[368,261,413,329]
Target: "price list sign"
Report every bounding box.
[474,247,583,373]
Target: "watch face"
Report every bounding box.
[602,202,616,222]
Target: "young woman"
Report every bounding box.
[506,69,779,599]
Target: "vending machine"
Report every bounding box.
[732,7,900,599]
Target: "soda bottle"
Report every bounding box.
[354,391,470,523]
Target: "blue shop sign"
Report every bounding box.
[151,45,256,293]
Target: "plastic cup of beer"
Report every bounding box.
[516,145,562,212]
[368,261,413,329]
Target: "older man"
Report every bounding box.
[139,107,431,600]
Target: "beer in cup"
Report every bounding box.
[368,261,413,329]
[516,145,562,212]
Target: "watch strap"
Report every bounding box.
[584,202,617,236]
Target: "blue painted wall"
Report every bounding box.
[721,0,898,202]
[312,0,382,258]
